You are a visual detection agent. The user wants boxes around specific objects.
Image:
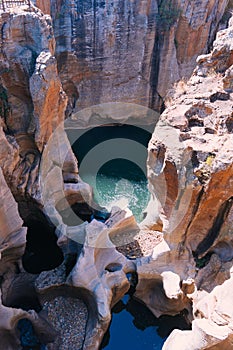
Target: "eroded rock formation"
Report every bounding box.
[0,3,84,211]
[0,167,56,349]
[34,0,229,112]
[0,1,232,350]
[137,15,233,350]
[0,4,92,349]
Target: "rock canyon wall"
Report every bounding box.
[138,14,233,349]
[0,1,232,350]
[35,0,229,112]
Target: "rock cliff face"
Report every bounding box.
[35,0,229,112]
[0,167,56,349]
[137,16,233,350]
[0,4,80,208]
[0,1,232,350]
[144,18,233,270]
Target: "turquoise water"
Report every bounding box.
[68,124,152,222]
[68,125,190,350]
[81,158,150,222]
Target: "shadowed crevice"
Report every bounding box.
[196,197,233,256]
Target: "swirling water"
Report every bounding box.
[69,125,189,350]
[69,124,152,222]
[81,158,150,222]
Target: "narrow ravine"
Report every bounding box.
[67,123,191,349]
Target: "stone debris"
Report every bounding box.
[43,296,88,350]
[117,230,163,258]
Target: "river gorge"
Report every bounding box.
[0,1,233,349]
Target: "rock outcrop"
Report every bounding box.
[34,0,229,113]
[163,269,233,350]
[0,167,56,349]
[0,4,84,211]
[135,13,233,350]
[144,17,233,266]
[0,167,26,268]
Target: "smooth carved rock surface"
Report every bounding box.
[71,218,135,349]
[135,266,193,318]
[143,18,233,267]
[33,209,137,349]
[0,6,81,204]
[163,269,233,350]
[39,0,229,112]
[135,15,233,350]
[0,167,26,263]
[0,168,56,349]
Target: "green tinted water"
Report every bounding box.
[67,125,190,350]
[81,158,150,222]
[68,124,152,222]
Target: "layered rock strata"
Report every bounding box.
[34,0,229,112]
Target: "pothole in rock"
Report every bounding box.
[42,296,88,350]
[117,230,164,259]
[67,124,152,223]
[17,319,47,350]
[22,219,64,274]
[100,294,190,350]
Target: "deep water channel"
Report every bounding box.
[67,124,190,349]
[67,124,152,222]
[100,294,190,350]
[19,124,190,350]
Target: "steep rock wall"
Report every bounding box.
[0,5,79,207]
[35,0,229,112]
[142,14,233,283]
[135,16,233,350]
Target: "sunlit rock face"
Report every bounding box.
[0,5,80,206]
[50,0,158,111]
[136,16,233,350]
[144,18,233,269]
[0,2,232,350]
[35,0,51,14]
[43,0,228,113]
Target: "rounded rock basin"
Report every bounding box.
[100,294,190,350]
